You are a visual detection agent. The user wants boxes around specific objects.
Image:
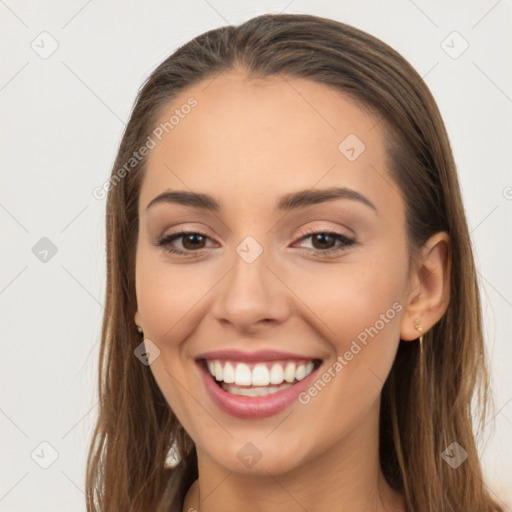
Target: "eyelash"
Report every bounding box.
[155,228,357,257]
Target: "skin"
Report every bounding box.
[134,70,451,512]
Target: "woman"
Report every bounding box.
[86,13,506,512]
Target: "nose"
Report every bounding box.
[210,245,290,334]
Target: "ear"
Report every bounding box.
[400,231,451,341]
[134,310,142,328]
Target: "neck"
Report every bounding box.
[182,400,405,512]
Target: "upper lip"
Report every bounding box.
[196,349,321,363]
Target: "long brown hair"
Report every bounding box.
[86,13,505,512]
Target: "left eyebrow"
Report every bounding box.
[276,186,378,214]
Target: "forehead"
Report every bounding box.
[140,70,396,215]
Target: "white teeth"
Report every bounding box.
[295,363,306,381]
[222,382,293,396]
[284,362,296,383]
[205,359,317,388]
[223,361,235,384]
[234,363,252,386]
[214,360,223,381]
[252,364,270,386]
[269,363,284,384]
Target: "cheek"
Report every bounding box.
[285,253,406,389]
[134,256,214,432]
[288,256,405,339]
[135,253,216,343]
[276,265,405,451]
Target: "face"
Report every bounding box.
[134,70,412,476]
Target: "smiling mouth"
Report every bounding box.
[201,358,323,397]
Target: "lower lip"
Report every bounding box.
[197,360,321,419]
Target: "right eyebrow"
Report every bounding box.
[146,190,220,212]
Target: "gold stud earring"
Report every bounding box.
[136,325,143,335]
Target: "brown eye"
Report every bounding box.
[310,233,337,250]
[295,229,357,256]
[181,233,207,250]
[155,231,214,255]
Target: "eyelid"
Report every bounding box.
[295,224,354,239]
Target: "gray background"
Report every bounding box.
[1,0,511,510]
